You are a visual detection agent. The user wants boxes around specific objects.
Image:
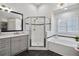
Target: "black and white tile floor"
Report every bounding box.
[16,50,62,56]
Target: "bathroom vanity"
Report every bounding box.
[0,34,28,56]
[0,8,26,56]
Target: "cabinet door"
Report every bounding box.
[11,37,21,55]
[0,38,10,56]
[19,35,27,51]
[24,35,28,49]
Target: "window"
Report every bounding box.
[57,13,79,34]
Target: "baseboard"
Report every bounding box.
[28,47,48,50]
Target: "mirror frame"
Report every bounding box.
[1,11,23,32]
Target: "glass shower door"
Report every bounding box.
[30,17,45,47]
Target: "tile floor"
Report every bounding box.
[16,50,62,56]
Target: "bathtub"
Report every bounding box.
[47,36,79,56]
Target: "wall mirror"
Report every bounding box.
[0,11,23,32]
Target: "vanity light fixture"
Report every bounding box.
[0,8,2,10]
[0,5,13,13]
[1,5,6,7]
[4,9,8,12]
[0,5,3,10]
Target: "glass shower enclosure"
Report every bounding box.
[25,16,51,47]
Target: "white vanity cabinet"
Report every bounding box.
[0,38,10,56]
[11,35,28,55]
[0,34,28,56]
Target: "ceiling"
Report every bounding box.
[0,3,78,18]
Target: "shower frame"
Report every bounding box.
[25,16,51,47]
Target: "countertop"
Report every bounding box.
[0,34,28,39]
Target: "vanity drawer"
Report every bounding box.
[0,40,10,49]
[0,48,10,56]
[0,38,10,43]
[0,44,10,49]
[0,38,10,56]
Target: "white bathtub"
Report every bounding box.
[47,36,79,56]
